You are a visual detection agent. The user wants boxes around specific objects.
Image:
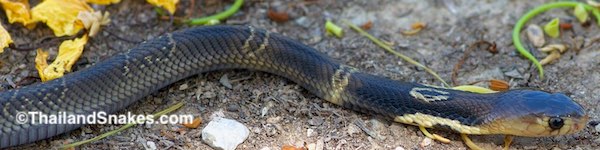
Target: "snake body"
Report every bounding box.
[0,26,588,148]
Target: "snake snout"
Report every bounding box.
[488,90,588,136]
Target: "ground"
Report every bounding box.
[1,0,599,149]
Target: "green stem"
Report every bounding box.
[513,1,600,79]
[344,21,451,88]
[186,0,245,25]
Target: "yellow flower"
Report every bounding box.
[86,0,120,5]
[146,0,179,14]
[31,0,93,36]
[0,0,35,27]
[36,35,89,81]
[0,24,13,52]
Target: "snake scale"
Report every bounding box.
[0,26,589,148]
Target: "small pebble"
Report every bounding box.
[394,147,406,150]
[346,124,361,135]
[219,74,233,89]
[294,16,312,28]
[306,143,317,150]
[178,83,189,90]
[552,147,562,150]
[82,126,93,134]
[594,123,600,132]
[144,141,157,150]
[153,97,163,104]
[226,104,240,112]
[308,117,324,126]
[202,117,250,150]
[420,138,432,147]
[523,145,538,150]
[202,91,217,99]
[259,147,271,150]
[261,101,274,117]
[315,139,324,150]
[504,69,524,79]
[266,116,282,124]
[307,128,316,137]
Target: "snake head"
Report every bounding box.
[486,90,588,137]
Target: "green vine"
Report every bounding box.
[186,0,245,25]
[513,1,600,79]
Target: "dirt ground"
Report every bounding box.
[1,0,599,149]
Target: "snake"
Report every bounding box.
[0,25,589,148]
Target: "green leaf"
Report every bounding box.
[544,18,560,38]
[574,3,589,23]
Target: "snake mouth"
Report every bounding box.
[487,114,590,137]
[569,115,589,134]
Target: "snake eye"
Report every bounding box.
[548,117,564,130]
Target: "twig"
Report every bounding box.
[451,41,496,86]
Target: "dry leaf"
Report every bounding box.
[35,48,49,80]
[0,24,12,52]
[77,11,111,37]
[540,50,561,65]
[182,117,202,129]
[488,79,509,91]
[267,9,289,23]
[401,22,426,35]
[282,145,307,150]
[31,0,93,36]
[146,0,179,14]
[0,0,35,27]
[37,35,89,81]
[86,0,121,5]
[360,20,373,30]
[539,44,568,53]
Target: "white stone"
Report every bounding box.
[144,141,157,150]
[202,117,250,150]
[394,147,405,150]
[306,128,316,137]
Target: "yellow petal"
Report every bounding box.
[0,0,35,27]
[39,35,89,81]
[0,24,12,52]
[31,0,93,36]
[86,0,120,5]
[35,48,50,81]
[146,0,179,14]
